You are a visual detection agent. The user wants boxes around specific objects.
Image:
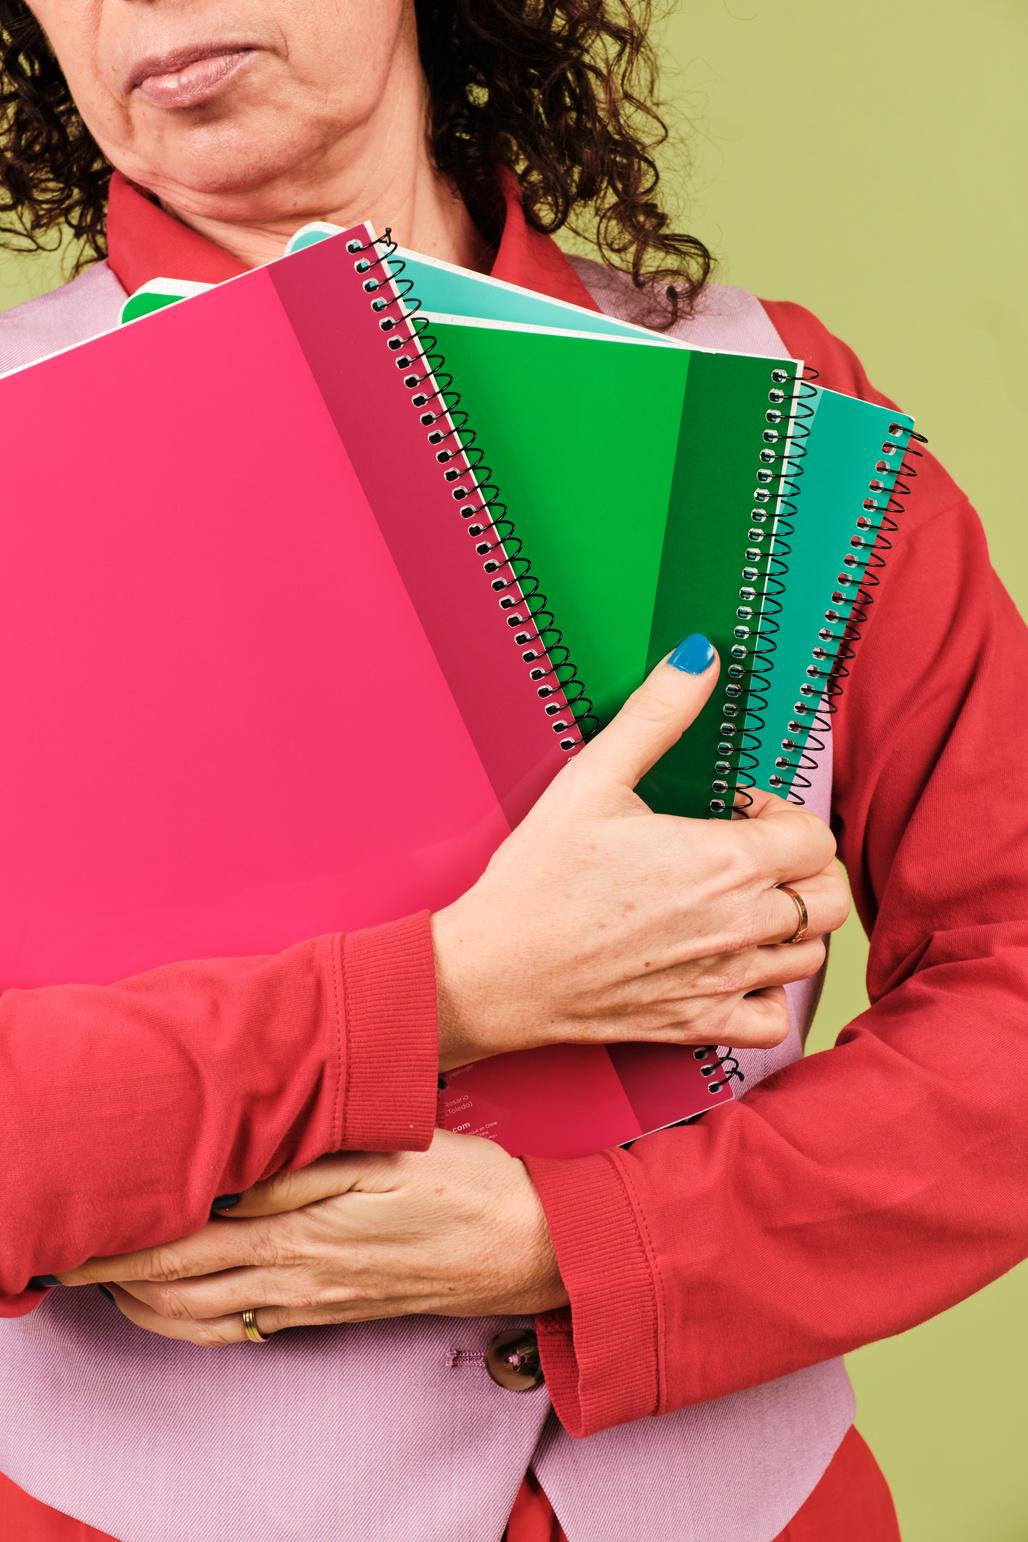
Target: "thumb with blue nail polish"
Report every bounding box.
[569,630,719,791]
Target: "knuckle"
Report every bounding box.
[757,1018,790,1048]
[799,809,836,861]
[798,939,827,978]
[620,683,677,729]
[740,951,776,989]
[196,1322,235,1349]
[726,992,789,1049]
[151,1285,196,1322]
[747,1005,790,1049]
[262,1221,301,1269]
[720,835,761,888]
[296,1287,334,1312]
[142,1246,189,1284]
[693,959,746,998]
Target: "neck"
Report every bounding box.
[153,48,493,273]
[162,159,492,275]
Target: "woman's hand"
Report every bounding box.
[59,1133,566,1345]
[434,641,848,1070]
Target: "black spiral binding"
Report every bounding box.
[709,366,818,815]
[345,229,597,749]
[766,418,927,803]
[623,1042,745,1133]
[692,1044,745,1096]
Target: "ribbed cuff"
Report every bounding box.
[526,1149,661,1437]
[340,912,438,1151]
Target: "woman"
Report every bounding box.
[0,2,1024,1540]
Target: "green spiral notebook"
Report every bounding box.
[356,242,914,814]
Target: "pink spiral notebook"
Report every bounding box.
[0,225,732,1158]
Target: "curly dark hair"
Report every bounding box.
[0,0,710,320]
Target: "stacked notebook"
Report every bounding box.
[1,226,917,1159]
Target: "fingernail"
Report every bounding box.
[668,633,715,674]
[29,1275,61,1289]
[211,1193,240,1211]
[97,1285,115,1303]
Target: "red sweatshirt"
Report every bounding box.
[3,177,1026,1464]
[529,305,1028,1434]
[1,918,439,1309]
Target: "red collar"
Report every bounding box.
[106,169,601,313]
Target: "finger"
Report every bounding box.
[685,938,826,997]
[759,865,850,944]
[745,937,827,988]
[569,633,719,792]
[61,1163,407,1288]
[101,1282,249,1346]
[720,986,791,1049]
[249,1293,437,1329]
[58,1216,280,1287]
[601,982,792,1052]
[636,935,828,1018]
[104,1282,422,1344]
[116,1265,312,1322]
[61,1159,395,1286]
[102,1280,425,1344]
[741,796,838,886]
[680,983,792,1051]
[219,1154,369,1219]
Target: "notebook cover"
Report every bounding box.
[2,227,732,1162]
[752,387,915,796]
[0,227,575,989]
[287,226,660,341]
[420,315,804,818]
[439,1041,735,1160]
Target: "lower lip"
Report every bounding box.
[134,49,256,109]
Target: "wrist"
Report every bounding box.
[431,902,485,1069]
[431,901,530,1069]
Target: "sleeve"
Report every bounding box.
[525,303,1028,1437]
[1,912,438,1314]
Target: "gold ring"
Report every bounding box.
[241,1308,269,1343]
[778,885,809,945]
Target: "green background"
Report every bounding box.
[1,2,1025,1536]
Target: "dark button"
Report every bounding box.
[485,1329,544,1392]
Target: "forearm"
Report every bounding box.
[0,912,438,1310]
[530,943,1028,1432]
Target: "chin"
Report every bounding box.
[127,128,324,217]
